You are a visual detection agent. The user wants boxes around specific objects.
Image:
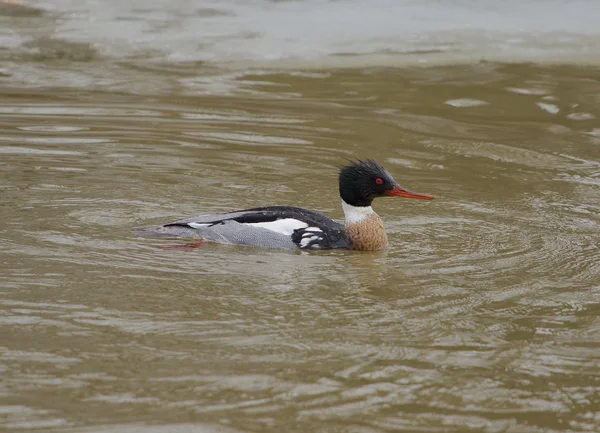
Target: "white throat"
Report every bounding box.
[342,200,375,224]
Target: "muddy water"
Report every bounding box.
[2,2,600,433]
[2,62,599,433]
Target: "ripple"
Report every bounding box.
[17,125,88,132]
[0,145,84,155]
[536,101,560,114]
[1,349,81,365]
[444,98,489,107]
[506,87,550,95]
[1,63,599,433]
[567,112,595,121]
[200,131,312,145]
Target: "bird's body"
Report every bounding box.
[134,205,350,250]
[133,160,434,251]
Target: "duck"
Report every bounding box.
[133,159,434,251]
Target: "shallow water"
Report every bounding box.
[2,2,600,433]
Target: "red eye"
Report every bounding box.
[375,178,384,185]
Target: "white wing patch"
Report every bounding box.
[188,223,210,229]
[247,218,308,236]
[299,227,324,248]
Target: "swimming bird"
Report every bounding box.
[133,159,434,251]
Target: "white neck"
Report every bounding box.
[341,200,375,224]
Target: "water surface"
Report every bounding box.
[1,2,600,433]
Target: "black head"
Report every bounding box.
[339,159,434,207]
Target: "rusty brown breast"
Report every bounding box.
[344,213,388,251]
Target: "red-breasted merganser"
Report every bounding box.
[133,159,434,251]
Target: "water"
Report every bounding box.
[1,1,600,432]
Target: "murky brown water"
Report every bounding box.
[2,62,599,433]
[2,2,600,433]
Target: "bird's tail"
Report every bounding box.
[132,224,204,239]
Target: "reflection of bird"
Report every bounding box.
[134,160,434,251]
